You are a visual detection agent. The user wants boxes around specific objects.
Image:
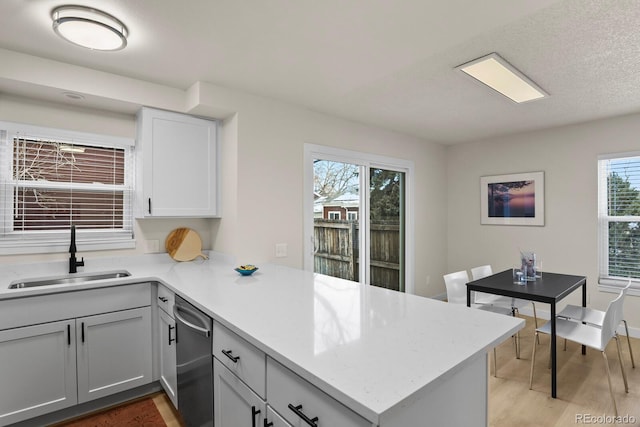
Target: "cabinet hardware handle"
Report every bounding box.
[288,404,318,427]
[67,324,71,346]
[263,420,273,427]
[174,306,211,337]
[81,322,85,343]
[158,296,168,303]
[251,406,261,427]
[222,349,240,363]
[148,198,152,214]
[168,325,175,345]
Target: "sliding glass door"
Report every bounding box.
[369,168,405,292]
[312,159,361,282]
[305,145,412,293]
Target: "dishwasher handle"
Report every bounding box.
[174,304,212,337]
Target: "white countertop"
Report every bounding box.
[0,253,524,425]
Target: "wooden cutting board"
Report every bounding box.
[165,228,208,261]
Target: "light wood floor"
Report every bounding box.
[489,315,639,427]
[152,316,639,427]
[152,393,183,427]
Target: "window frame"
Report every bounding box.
[0,121,135,254]
[597,151,640,294]
[328,211,341,220]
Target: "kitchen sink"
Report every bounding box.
[8,270,131,289]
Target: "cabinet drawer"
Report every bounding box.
[156,284,175,316]
[266,357,370,427]
[0,283,151,330]
[213,321,266,398]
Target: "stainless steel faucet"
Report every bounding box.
[69,225,85,273]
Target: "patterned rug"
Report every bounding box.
[58,397,167,427]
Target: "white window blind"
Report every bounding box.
[598,153,640,287]
[0,122,134,254]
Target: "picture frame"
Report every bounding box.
[480,171,544,226]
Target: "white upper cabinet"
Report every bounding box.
[136,107,220,217]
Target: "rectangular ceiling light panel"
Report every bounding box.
[457,53,548,103]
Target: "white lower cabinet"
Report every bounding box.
[266,357,370,427]
[0,306,153,417]
[212,322,370,427]
[214,358,266,427]
[158,307,177,408]
[0,284,152,426]
[77,307,152,403]
[0,320,77,426]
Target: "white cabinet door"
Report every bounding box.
[265,406,293,427]
[0,320,77,426]
[137,107,219,217]
[214,358,266,427]
[158,308,178,408]
[76,307,152,403]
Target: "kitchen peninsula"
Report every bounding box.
[0,253,523,427]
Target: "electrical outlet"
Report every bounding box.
[275,243,287,258]
[144,239,160,253]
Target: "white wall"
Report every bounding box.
[446,112,640,330]
[0,53,448,298]
[190,82,448,297]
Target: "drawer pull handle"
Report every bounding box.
[222,349,240,363]
[168,325,176,345]
[263,420,273,427]
[251,406,261,427]
[158,296,168,303]
[288,404,318,427]
[67,324,71,346]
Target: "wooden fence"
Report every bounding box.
[313,219,402,291]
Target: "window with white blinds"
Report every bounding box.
[598,153,640,287]
[0,122,134,254]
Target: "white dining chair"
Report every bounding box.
[471,264,539,347]
[443,270,516,376]
[529,290,629,416]
[557,280,635,369]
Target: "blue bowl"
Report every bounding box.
[235,266,258,276]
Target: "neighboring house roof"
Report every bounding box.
[314,192,359,213]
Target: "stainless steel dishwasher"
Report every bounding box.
[174,295,213,427]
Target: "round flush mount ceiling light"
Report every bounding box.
[52,5,128,51]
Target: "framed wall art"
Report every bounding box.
[480,171,544,226]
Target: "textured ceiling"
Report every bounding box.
[0,0,639,144]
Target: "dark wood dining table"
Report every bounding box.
[466,269,587,398]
